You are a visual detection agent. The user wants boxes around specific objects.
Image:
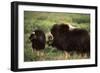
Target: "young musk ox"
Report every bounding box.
[50,23,90,59]
[29,29,46,57]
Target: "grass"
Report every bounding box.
[24,11,90,62]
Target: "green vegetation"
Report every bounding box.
[24,11,90,62]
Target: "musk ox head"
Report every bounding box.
[29,30,45,41]
[29,31,36,41]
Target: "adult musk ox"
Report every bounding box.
[50,23,90,58]
[29,29,46,56]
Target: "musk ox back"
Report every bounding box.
[29,29,46,51]
[51,23,90,56]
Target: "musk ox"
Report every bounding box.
[29,29,46,56]
[50,23,90,58]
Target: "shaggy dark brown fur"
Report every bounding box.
[51,23,90,56]
[29,30,46,51]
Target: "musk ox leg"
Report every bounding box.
[37,50,45,61]
[37,50,40,57]
[36,50,44,57]
[83,53,90,58]
[32,49,36,54]
[40,50,44,57]
[64,51,70,59]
